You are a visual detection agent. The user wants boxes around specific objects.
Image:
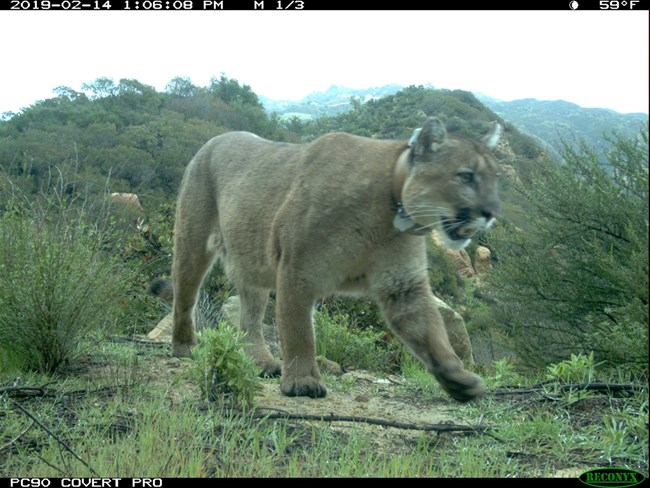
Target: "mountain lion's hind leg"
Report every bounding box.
[170,184,220,357]
[239,286,282,376]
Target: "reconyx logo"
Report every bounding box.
[579,468,645,488]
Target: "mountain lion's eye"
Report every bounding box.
[457,172,474,184]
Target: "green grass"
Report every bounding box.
[398,355,648,476]
[3,342,645,478]
[0,392,511,477]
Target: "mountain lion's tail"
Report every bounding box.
[149,278,174,303]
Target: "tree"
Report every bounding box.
[165,76,198,98]
[486,126,649,370]
[81,77,117,99]
[53,86,87,102]
[209,74,262,108]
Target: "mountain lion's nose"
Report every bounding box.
[481,210,494,221]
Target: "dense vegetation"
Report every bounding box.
[0,75,292,208]
[0,76,647,478]
[299,86,525,142]
[264,85,648,163]
[0,80,541,213]
[486,128,649,369]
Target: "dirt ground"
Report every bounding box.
[3,343,614,479]
[158,353,462,441]
[132,347,598,479]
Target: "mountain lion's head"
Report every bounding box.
[394,117,502,250]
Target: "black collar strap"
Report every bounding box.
[393,201,431,235]
[391,128,430,236]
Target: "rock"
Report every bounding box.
[432,296,474,366]
[386,375,405,385]
[110,192,144,212]
[432,233,492,282]
[167,357,181,368]
[340,370,381,383]
[432,230,475,279]
[148,313,173,341]
[220,296,241,328]
[451,249,475,279]
[474,246,492,279]
[373,378,391,385]
[493,137,516,162]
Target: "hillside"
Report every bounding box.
[0,76,295,207]
[261,84,648,159]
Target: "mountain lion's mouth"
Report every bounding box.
[441,208,475,242]
[442,221,471,241]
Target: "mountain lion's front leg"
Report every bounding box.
[376,275,486,402]
[275,271,327,398]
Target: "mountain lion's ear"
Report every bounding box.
[412,117,448,156]
[482,121,502,150]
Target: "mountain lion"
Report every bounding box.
[152,117,502,402]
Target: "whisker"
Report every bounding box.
[407,205,451,212]
[407,212,448,220]
[404,203,478,235]
[406,208,450,217]
[416,222,437,231]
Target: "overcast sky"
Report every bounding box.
[0,10,648,116]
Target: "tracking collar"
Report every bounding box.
[392,128,430,236]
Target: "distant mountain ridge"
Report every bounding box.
[475,95,648,157]
[261,84,648,155]
[260,84,406,120]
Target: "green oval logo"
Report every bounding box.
[579,468,646,488]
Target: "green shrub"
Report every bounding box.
[189,325,260,410]
[314,307,398,372]
[0,196,133,373]
[486,127,649,371]
[487,358,523,387]
[319,295,383,332]
[425,235,462,299]
[545,352,603,384]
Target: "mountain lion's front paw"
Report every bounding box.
[434,361,487,402]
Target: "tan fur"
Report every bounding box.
[156,117,501,402]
